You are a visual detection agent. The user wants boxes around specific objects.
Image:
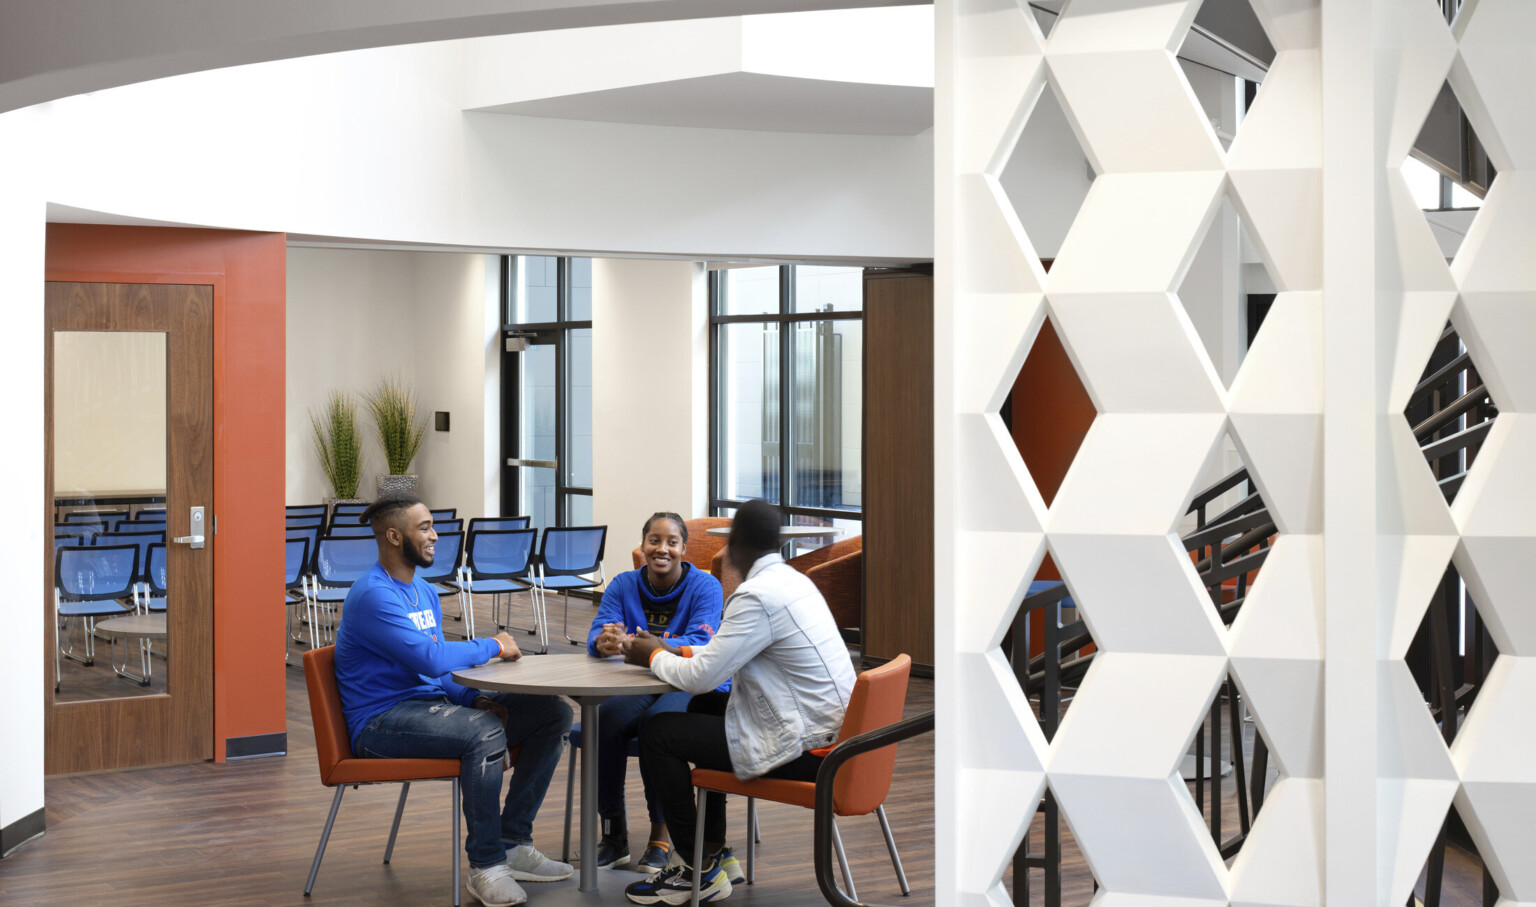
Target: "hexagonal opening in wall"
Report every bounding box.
[1176,194,1282,391]
[1404,568,1502,906]
[1402,320,1500,505]
[999,79,1096,266]
[1403,78,1496,266]
[1176,0,1277,152]
[1180,429,1278,632]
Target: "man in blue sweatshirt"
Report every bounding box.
[334,496,572,907]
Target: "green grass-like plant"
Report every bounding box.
[366,375,427,475]
[310,391,362,499]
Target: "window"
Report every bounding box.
[711,265,863,552]
[501,256,593,531]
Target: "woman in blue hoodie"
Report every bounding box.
[585,512,724,872]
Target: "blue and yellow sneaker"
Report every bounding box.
[714,848,744,886]
[624,855,732,905]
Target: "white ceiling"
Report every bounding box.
[471,71,933,135]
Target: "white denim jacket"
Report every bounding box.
[649,553,857,779]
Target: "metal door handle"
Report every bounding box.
[176,506,207,549]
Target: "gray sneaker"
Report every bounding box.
[505,843,575,882]
[468,862,528,907]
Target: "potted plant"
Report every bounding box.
[310,391,363,509]
[366,374,428,499]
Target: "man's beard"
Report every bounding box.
[402,535,434,569]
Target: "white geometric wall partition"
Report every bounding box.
[938,0,1536,903]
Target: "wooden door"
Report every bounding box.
[44,282,214,772]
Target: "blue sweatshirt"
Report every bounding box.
[335,562,502,749]
[588,564,723,657]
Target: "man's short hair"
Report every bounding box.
[729,499,782,557]
[359,495,421,534]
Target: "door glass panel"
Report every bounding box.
[791,265,863,313]
[787,319,862,511]
[568,258,593,321]
[717,322,781,502]
[515,256,559,323]
[719,267,780,316]
[53,331,168,702]
[518,340,558,532]
[567,328,593,488]
[567,494,593,527]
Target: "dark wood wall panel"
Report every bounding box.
[863,270,934,668]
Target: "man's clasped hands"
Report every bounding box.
[593,622,669,665]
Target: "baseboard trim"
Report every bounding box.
[0,807,45,858]
[226,732,287,760]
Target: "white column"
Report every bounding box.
[590,258,708,584]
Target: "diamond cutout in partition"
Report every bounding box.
[1027,0,1064,40]
[1404,79,1496,265]
[1451,655,1536,902]
[1176,194,1282,390]
[998,79,1095,265]
[1001,315,1097,508]
[1401,320,1500,505]
[1186,668,1284,872]
[1179,428,1278,633]
[1399,570,1503,905]
[1176,0,1276,153]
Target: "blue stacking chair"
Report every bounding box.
[287,514,325,531]
[312,537,379,643]
[94,530,164,608]
[55,520,105,542]
[430,508,456,522]
[66,509,126,524]
[331,503,368,522]
[283,537,312,663]
[53,534,84,555]
[534,526,608,646]
[287,504,328,519]
[54,544,137,693]
[452,528,542,651]
[434,518,463,535]
[143,543,169,613]
[468,516,530,533]
[327,523,374,538]
[417,531,472,638]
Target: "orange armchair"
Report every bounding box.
[805,549,862,639]
[686,654,913,905]
[303,646,520,906]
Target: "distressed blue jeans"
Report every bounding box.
[356,693,572,867]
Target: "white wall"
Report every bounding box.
[286,247,498,516]
[0,106,46,845]
[592,258,709,582]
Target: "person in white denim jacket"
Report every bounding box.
[621,499,856,905]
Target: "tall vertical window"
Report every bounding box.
[711,265,863,550]
[502,256,593,530]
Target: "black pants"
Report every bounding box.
[640,690,822,865]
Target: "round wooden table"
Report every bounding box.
[95,613,166,685]
[453,655,676,893]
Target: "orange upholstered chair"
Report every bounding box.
[804,549,862,637]
[303,646,520,906]
[630,516,734,572]
[785,534,862,574]
[686,654,913,905]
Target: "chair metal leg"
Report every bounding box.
[563,589,581,645]
[384,782,410,863]
[753,805,761,844]
[875,805,910,895]
[562,740,577,861]
[452,780,462,907]
[691,786,708,907]
[305,785,346,896]
[745,798,756,884]
[832,819,857,901]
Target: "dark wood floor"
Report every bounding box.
[11,592,1489,906]
[5,592,934,906]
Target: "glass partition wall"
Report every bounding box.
[711,265,864,555]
